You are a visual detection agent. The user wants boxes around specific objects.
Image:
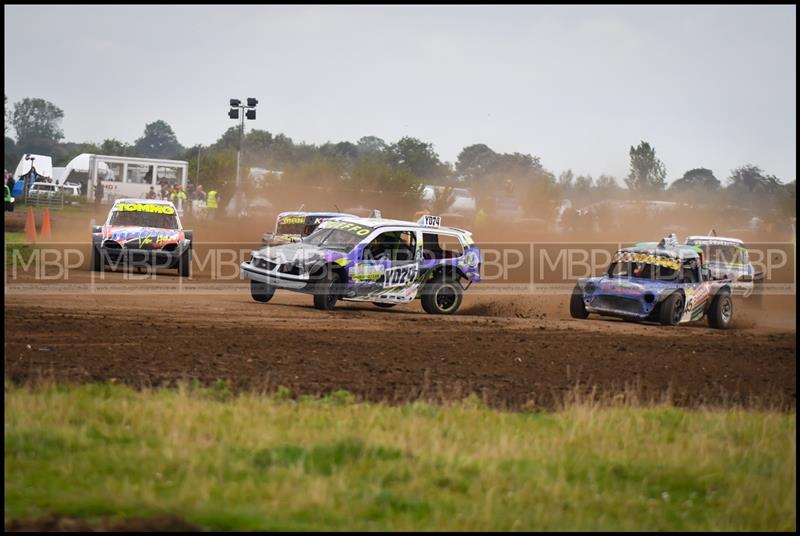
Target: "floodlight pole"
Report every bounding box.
[229,98,257,188]
[235,110,245,187]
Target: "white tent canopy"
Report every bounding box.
[63,153,112,179]
[14,154,53,179]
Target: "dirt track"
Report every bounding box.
[4,211,796,410]
[4,269,796,410]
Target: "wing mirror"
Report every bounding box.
[91,225,102,233]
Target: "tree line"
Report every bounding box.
[4,95,795,219]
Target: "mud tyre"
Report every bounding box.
[707,289,733,330]
[569,285,589,319]
[313,269,341,311]
[658,292,684,326]
[91,245,103,272]
[421,278,463,315]
[178,247,192,278]
[251,280,275,303]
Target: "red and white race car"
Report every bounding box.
[90,198,193,277]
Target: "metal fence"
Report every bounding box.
[23,190,65,209]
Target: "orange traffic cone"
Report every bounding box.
[40,207,52,241]
[24,206,37,243]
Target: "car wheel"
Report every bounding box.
[421,277,463,315]
[707,290,733,330]
[658,292,684,326]
[251,280,275,303]
[569,284,589,319]
[91,245,103,272]
[178,247,192,278]
[373,302,396,308]
[313,268,341,311]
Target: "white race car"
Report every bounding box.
[685,231,758,297]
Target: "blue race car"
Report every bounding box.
[570,234,734,329]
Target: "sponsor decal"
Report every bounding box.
[319,220,373,236]
[279,216,305,225]
[114,203,176,214]
[612,251,680,271]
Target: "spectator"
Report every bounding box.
[6,170,16,198]
[193,184,207,202]
[206,188,220,220]
[169,184,187,211]
[145,186,157,200]
[94,177,105,207]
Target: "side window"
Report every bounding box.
[680,259,698,284]
[126,164,154,184]
[422,233,464,260]
[363,231,417,263]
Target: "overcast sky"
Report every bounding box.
[4,5,796,183]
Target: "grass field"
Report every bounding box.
[4,231,35,267]
[4,383,796,531]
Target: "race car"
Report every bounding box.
[262,211,356,246]
[570,234,734,329]
[91,198,193,277]
[685,230,758,297]
[241,214,481,314]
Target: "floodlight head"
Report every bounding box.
[229,108,239,119]
[230,98,241,107]
[247,97,258,107]
[245,109,256,120]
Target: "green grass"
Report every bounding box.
[4,231,36,267]
[4,383,796,531]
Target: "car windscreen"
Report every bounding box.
[608,261,678,281]
[109,209,178,229]
[607,251,681,281]
[276,222,305,235]
[699,244,746,265]
[301,228,363,252]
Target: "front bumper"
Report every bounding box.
[99,245,184,268]
[584,294,652,319]
[240,260,310,290]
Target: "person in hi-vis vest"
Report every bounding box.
[206,189,219,219]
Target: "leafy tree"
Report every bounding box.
[134,120,184,158]
[455,143,497,182]
[386,136,446,180]
[266,133,296,168]
[625,141,666,192]
[431,185,456,214]
[727,164,783,194]
[53,142,101,166]
[99,138,133,156]
[356,136,387,158]
[595,174,620,192]
[778,181,796,218]
[558,169,574,189]
[11,97,65,151]
[670,168,720,191]
[5,136,18,171]
[574,174,593,192]
[319,141,358,163]
[245,129,273,149]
